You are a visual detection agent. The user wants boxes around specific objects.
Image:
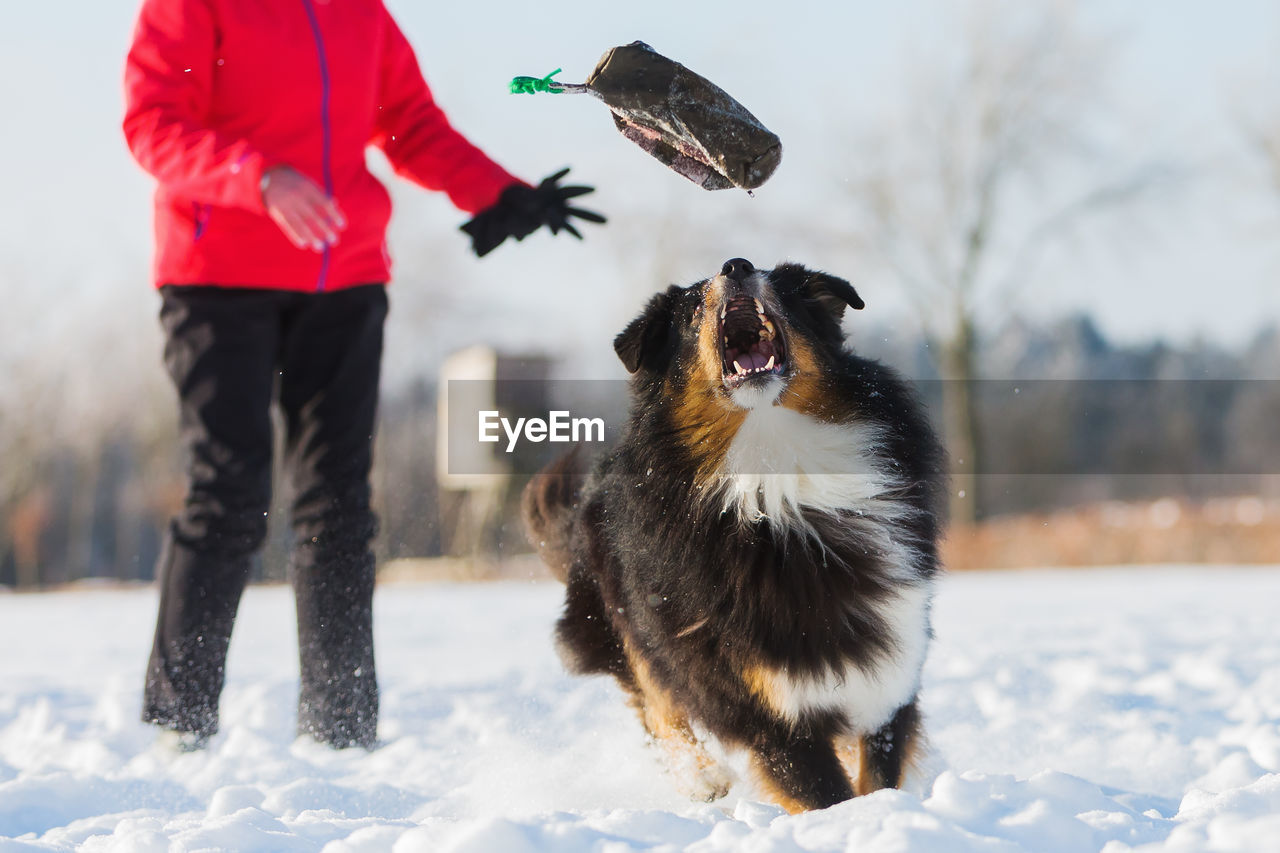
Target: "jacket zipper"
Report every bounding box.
[300,0,334,292]
[192,202,211,242]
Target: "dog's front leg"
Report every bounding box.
[835,700,923,795]
[621,644,734,802]
[749,725,855,813]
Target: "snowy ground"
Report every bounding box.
[2,567,1279,852]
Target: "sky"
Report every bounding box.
[2,0,1280,396]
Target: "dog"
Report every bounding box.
[523,258,946,811]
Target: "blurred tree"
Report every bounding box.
[839,1,1168,524]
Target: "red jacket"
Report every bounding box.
[124,0,522,291]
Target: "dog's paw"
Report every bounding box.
[671,757,735,802]
[650,729,736,802]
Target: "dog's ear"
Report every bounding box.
[804,271,864,318]
[614,286,679,373]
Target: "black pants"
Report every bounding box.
[143,284,387,748]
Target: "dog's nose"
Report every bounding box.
[721,258,755,281]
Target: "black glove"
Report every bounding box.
[461,168,606,257]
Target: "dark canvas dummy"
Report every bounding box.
[521,42,782,191]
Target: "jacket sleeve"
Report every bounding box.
[122,0,267,211]
[371,9,524,214]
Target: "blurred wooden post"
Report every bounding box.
[10,488,51,588]
[436,347,551,572]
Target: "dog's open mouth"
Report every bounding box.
[720,295,786,388]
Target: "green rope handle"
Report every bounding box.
[510,68,564,95]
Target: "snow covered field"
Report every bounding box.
[2,567,1279,852]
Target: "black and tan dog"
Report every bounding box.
[524,259,946,811]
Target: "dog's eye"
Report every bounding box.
[691,303,704,325]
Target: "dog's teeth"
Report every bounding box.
[733,360,745,375]
[753,298,764,313]
[765,355,775,370]
[721,304,728,319]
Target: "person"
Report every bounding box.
[123,0,603,751]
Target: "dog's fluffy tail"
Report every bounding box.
[522,447,585,583]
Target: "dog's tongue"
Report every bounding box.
[734,341,777,372]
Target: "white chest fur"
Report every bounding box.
[719,406,910,527]
[719,405,932,732]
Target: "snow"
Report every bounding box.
[2,566,1279,852]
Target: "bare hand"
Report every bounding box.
[261,166,346,252]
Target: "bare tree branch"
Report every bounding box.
[986,163,1183,312]
[834,0,1167,522]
